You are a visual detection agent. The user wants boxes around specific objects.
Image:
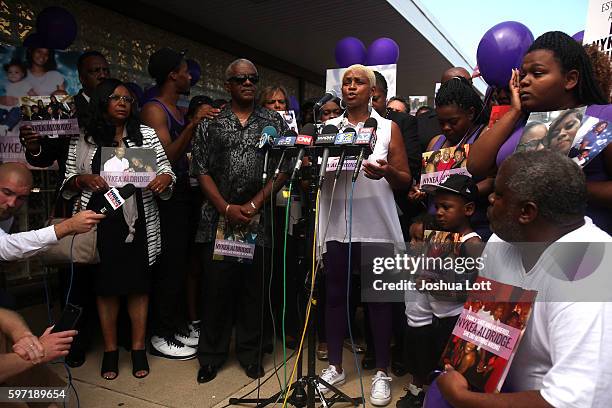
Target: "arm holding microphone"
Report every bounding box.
[363,121,412,189]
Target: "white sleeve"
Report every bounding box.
[539,302,612,408]
[0,226,58,261]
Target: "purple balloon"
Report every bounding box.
[143,85,159,103]
[476,21,534,88]
[22,32,46,48]
[36,7,78,50]
[423,379,454,408]
[186,59,201,87]
[335,37,367,68]
[124,82,144,106]
[572,30,584,43]
[365,38,400,66]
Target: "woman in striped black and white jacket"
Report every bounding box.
[61,78,175,381]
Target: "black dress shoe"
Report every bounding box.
[65,348,86,368]
[197,365,218,383]
[391,360,409,377]
[243,364,264,379]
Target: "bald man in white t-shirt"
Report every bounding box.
[437,150,612,408]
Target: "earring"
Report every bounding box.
[340,99,347,110]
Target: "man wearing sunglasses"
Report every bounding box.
[16,49,112,369]
[191,58,289,383]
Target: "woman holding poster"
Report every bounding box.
[317,64,411,406]
[61,78,175,380]
[467,31,612,233]
[25,47,65,95]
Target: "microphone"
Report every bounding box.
[316,124,338,187]
[291,123,316,182]
[259,125,277,184]
[352,118,378,182]
[314,89,338,110]
[92,184,136,214]
[334,127,356,180]
[272,130,298,181]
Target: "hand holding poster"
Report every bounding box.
[19,95,78,137]
[439,277,537,393]
[420,144,470,186]
[100,147,157,187]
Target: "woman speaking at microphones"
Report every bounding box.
[317,64,411,406]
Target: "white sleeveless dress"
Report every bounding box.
[317,109,405,255]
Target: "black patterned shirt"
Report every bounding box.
[191,104,288,245]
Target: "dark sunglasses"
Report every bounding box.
[227,75,259,85]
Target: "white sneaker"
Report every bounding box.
[188,320,200,340]
[175,331,198,347]
[150,335,196,360]
[370,370,392,406]
[317,366,346,394]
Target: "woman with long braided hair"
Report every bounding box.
[468,31,612,232]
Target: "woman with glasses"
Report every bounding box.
[61,78,175,380]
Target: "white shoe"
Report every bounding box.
[188,320,200,340]
[317,366,346,394]
[150,335,196,360]
[370,370,392,406]
[175,330,198,347]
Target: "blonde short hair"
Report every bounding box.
[342,64,376,88]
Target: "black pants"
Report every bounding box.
[197,243,271,368]
[408,314,459,384]
[151,182,199,338]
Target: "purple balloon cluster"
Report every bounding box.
[334,37,400,68]
[23,7,78,50]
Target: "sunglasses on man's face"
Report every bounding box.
[227,75,259,85]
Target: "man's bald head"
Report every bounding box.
[441,67,472,84]
[0,163,33,221]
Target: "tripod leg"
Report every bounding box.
[316,378,362,407]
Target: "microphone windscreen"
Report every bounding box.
[364,118,378,129]
[322,124,339,134]
[300,123,317,136]
[118,183,136,200]
[261,125,278,139]
[343,127,356,134]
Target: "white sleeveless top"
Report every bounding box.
[317,109,405,254]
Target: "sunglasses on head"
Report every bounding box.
[227,74,259,85]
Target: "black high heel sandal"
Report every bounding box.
[100,350,119,380]
[131,349,149,379]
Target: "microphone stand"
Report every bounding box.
[229,129,363,408]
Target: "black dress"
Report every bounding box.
[87,147,150,296]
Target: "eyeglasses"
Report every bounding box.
[227,75,259,85]
[108,94,135,104]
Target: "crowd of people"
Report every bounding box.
[0,29,611,408]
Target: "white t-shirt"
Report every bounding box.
[25,70,64,95]
[5,80,32,98]
[103,156,130,172]
[480,218,612,408]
